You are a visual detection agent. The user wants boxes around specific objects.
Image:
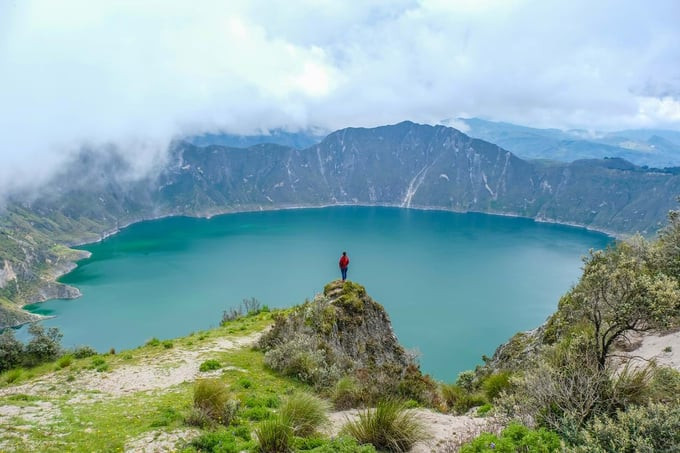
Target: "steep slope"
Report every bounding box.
[2,121,680,326]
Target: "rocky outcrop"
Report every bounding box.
[259,281,437,404]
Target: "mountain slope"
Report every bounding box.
[2,121,680,326]
[456,117,680,167]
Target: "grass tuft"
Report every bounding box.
[188,378,238,427]
[255,416,292,453]
[279,391,330,437]
[341,399,428,452]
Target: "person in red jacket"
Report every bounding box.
[339,251,349,282]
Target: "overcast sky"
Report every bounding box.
[1,0,679,193]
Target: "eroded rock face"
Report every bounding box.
[259,281,435,403]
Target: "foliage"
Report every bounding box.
[189,427,255,453]
[481,371,512,401]
[440,384,486,414]
[145,337,161,346]
[331,376,361,409]
[24,323,62,365]
[199,359,221,372]
[73,345,97,358]
[188,379,239,427]
[565,242,680,369]
[577,403,680,452]
[456,370,476,392]
[56,354,74,369]
[0,329,23,372]
[301,437,377,452]
[341,399,428,452]
[278,392,330,437]
[255,416,292,453]
[459,422,561,453]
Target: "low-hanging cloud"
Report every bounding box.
[1,0,679,196]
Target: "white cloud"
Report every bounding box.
[1,0,679,195]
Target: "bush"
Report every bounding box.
[162,340,174,349]
[146,337,161,346]
[56,354,73,369]
[341,399,428,452]
[648,366,680,404]
[255,416,292,453]
[578,403,680,452]
[279,392,330,437]
[440,384,486,414]
[199,359,221,372]
[0,329,23,372]
[481,372,512,401]
[332,376,361,409]
[456,370,476,392]
[188,379,238,427]
[73,345,97,358]
[24,324,62,365]
[263,333,335,386]
[460,422,561,453]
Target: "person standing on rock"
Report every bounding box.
[339,251,349,282]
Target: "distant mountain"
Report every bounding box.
[186,129,325,149]
[3,121,680,326]
[452,118,680,168]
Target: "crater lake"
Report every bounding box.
[21,206,611,380]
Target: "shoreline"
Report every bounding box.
[17,202,618,319]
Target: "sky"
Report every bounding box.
[1,0,679,194]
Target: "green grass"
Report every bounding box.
[279,392,330,437]
[0,311,318,452]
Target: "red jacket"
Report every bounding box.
[339,255,349,269]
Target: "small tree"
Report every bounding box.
[568,243,680,369]
[25,324,62,365]
[0,329,23,372]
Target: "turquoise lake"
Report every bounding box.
[22,206,611,380]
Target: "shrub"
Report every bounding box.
[440,384,486,414]
[238,377,253,388]
[199,359,221,372]
[341,399,428,452]
[145,337,160,346]
[263,333,332,386]
[24,324,62,365]
[56,354,73,369]
[481,372,512,401]
[73,345,97,358]
[579,403,680,452]
[476,403,493,416]
[162,340,173,349]
[648,366,680,403]
[332,376,361,409]
[456,370,476,392]
[279,392,330,437]
[188,378,239,427]
[0,329,23,372]
[255,416,292,453]
[460,422,561,453]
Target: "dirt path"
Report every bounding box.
[622,329,680,370]
[0,332,261,401]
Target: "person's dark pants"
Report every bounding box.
[341,267,348,281]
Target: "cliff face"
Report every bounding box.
[2,121,680,326]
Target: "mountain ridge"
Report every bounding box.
[2,120,680,327]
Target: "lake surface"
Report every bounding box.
[22,206,611,380]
